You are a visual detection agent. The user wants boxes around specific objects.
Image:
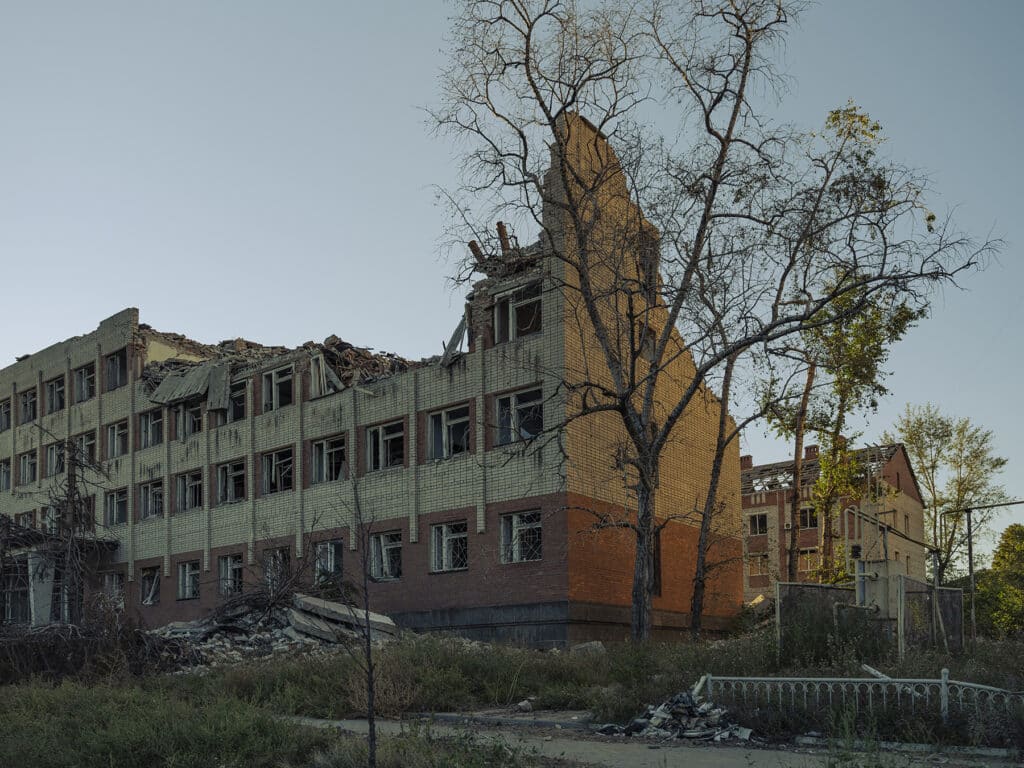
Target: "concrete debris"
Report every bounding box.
[292,593,397,637]
[569,640,606,655]
[148,597,397,673]
[514,699,534,713]
[600,686,753,742]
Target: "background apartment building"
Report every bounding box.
[1,119,742,644]
[740,444,928,602]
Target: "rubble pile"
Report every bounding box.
[318,335,414,386]
[598,681,753,742]
[148,593,397,672]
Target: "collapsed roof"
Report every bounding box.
[741,445,899,495]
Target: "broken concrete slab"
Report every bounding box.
[292,593,398,636]
[287,608,348,643]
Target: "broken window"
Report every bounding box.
[0,459,10,491]
[370,531,402,580]
[748,513,768,536]
[799,507,818,529]
[263,547,290,591]
[262,366,294,412]
[45,376,65,413]
[175,470,203,512]
[174,401,203,439]
[14,511,33,528]
[429,405,470,459]
[430,520,468,572]
[104,488,128,526]
[140,481,163,520]
[314,539,344,585]
[140,409,163,448]
[261,448,293,494]
[229,381,247,422]
[17,451,36,485]
[218,554,245,596]
[74,362,96,403]
[2,559,30,624]
[217,461,246,504]
[798,548,819,572]
[366,421,404,471]
[749,554,769,576]
[177,560,200,600]
[73,430,96,464]
[106,421,128,459]
[312,436,346,483]
[41,505,59,535]
[45,443,65,477]
[0,399,9,431]
[140,566,160,605]
[310,355,340,398]
[493,282,542,343]
[496,388,543,445]
[500,511,542,564]
[101,572,125,609]
[19,389,37,423]
[105,348,128,391]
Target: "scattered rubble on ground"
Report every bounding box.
[597,676,753,742]
[148,593,397,673]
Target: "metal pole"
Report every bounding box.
[966,508,976,645]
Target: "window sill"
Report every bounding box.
[176,596,199,602]
[429,568,469,575]
[138,515,163,523]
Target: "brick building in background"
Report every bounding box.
[740,444,927,602]
[0,118,742,644]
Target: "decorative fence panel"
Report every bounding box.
[706,670,1024,724]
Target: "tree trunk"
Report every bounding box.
[787,362,816,582]
[690,355,735,639]
[820,399,846,578]
[631,479,655,641]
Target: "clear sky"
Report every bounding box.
[1,2,1020,546]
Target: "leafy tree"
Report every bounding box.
[976,524,1024,636]
[883,404,1007,582]
[435,0,992,640]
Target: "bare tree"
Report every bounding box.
[434,0,994,640]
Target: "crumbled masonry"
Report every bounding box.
[148,593,397,673]
[598,682,752,742]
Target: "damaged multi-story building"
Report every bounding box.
[0,117,742,645]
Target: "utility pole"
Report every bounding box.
[965,508,975,645]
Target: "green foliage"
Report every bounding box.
[0,681,334,768]
[884,404,1008,580]
[977,524,1024,636]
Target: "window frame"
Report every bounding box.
[799,507,818,530]
[106,420,129,459]
[428,404,471,460]
[261,447,294,495]
[495,388,543,445]
[19,389,37,424]
[218,553,245,596]
[0,459,10,491]
[17,451,37,485]
[177,560,200,600]
[0,399,10,431]
[262,365,294,412]
[493,282,542,343]
[105,349,128,392]
[139,480,164,520]
[175,470,204,512]
[139,566,160,606]
[45,442,65,477]
[73,363,96,403]
[749,553,769,576]
[370,531,402,580]
[798,547,819,572]
[73,430,96,464]
[44,376,65,414]
[104,488,128,526]
[101,572,125,609]
[500,510,542,564]
[430,520,468,573]
[312,435,346,483]
[748,513,769,536]
[366,421,404,472]
[263,547,290,590]
[217,460,246,505]
[314,539,344,585]
[139,408,164,448]
[174,401,203,440]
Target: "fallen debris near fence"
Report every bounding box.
[148,593,398,672]
[597,679,753,742]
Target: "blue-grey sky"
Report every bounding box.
[1,2,1020,545]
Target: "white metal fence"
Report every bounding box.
[706,670,1024,723]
